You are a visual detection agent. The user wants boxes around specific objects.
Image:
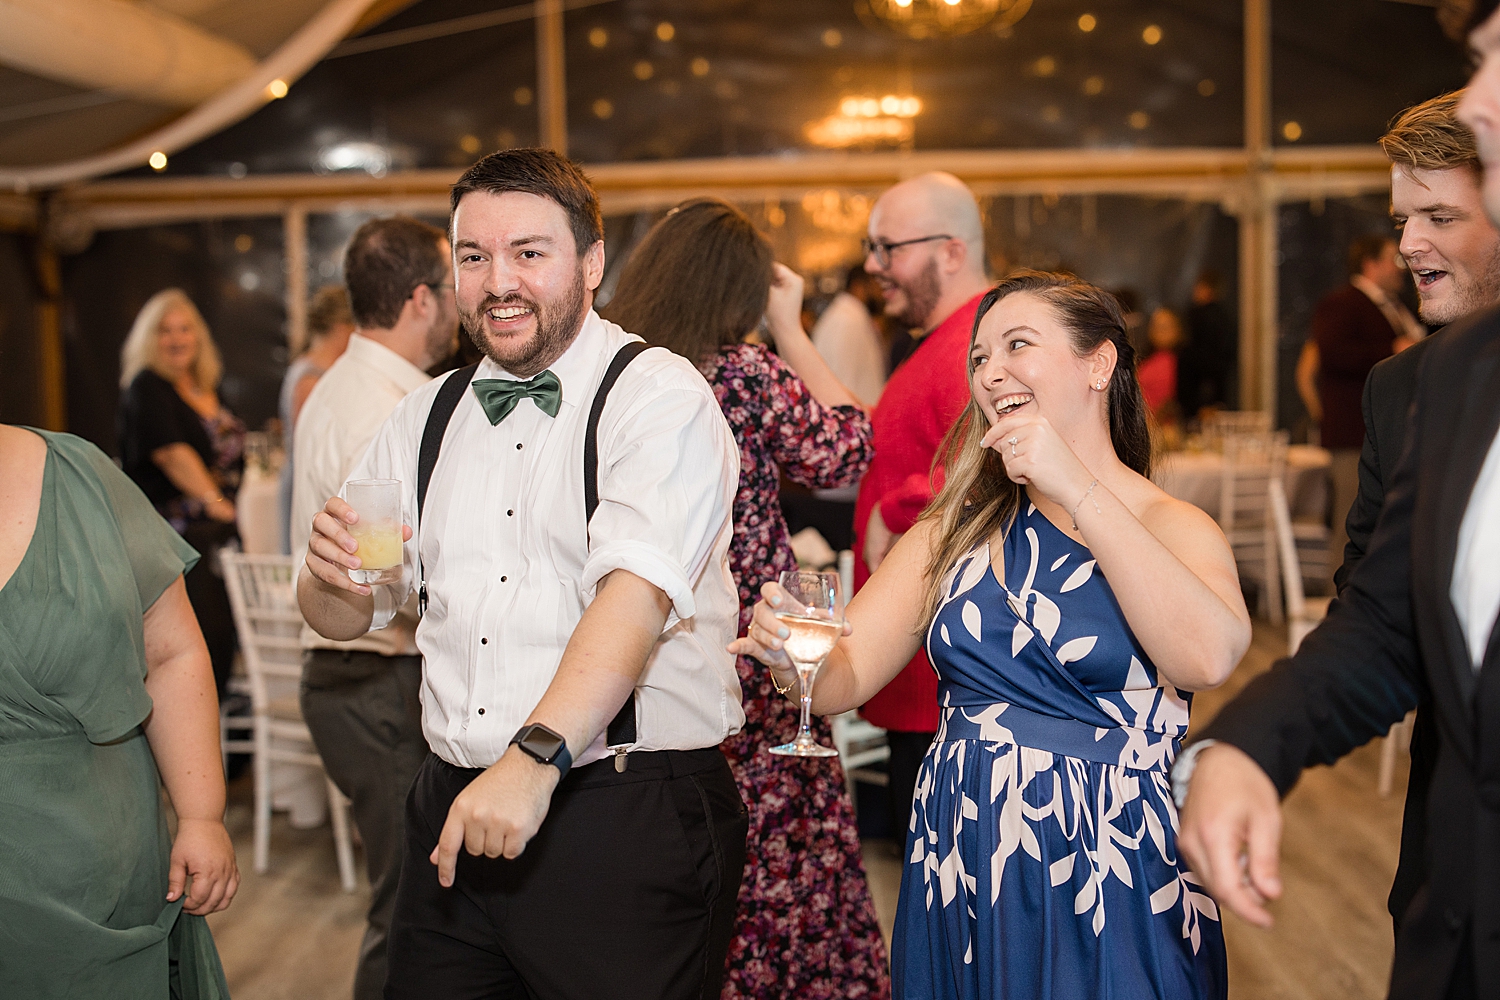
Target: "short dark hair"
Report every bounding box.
[602,198,774,364]
[1348,233,1395,276]
[449,148,604,256]
[343,217,448,329]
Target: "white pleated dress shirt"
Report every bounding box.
[1452,425,1500,670]
[292,333,429,656]
[348,311,745,769]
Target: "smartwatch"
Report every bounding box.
[509,723,572,776]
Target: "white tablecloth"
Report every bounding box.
[1154,445,1331,522]
[237,466,282,555]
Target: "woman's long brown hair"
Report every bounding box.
[918,269,1153,626]
[602,198,775,365]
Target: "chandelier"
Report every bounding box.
[859,0,1031,39]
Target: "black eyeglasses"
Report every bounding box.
[861,233,953,269]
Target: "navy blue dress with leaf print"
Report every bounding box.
[893,499,1227,1000]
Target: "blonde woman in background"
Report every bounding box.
[118,289,245,695]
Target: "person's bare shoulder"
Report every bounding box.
[1122,473,1225,548]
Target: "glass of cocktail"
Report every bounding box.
[768,569,843,758]
[344,479,403,586]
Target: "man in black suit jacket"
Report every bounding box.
[1334,89,1500,933]
[1176,5,1500,997]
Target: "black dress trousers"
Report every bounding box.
[385,748,748,1000]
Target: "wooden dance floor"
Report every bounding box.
[207,620,1406,999]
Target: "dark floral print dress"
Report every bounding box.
[701,342,890,1000]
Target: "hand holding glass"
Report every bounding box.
[768,569,843,758]
[344,479,403,586]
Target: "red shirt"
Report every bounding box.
[1137,351,1178,416]
[854,293,984,733]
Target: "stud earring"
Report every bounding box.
[1095,380,1106,390]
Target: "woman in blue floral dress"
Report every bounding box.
[606,199,889,999]
[735,270,1252,999]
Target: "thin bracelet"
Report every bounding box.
[1070,480,1100,530]
[771,668,797,696]
[201,494,226,505]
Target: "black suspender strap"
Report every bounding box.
[590,341,652,756]
[416,363,477,616]
[411,345,651,761]
[585,341,652,529]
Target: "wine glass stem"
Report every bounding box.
[796,665,814,744]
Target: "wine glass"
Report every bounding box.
[767,569,843,758]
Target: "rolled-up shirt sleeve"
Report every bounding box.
[580,375,738,630]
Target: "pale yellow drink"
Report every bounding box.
[350,522,402,583]
[344,478,403,585]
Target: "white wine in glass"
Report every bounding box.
[768,569,842,758]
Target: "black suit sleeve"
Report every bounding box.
[1200,371,1427,794]
[1333,369,1385,594]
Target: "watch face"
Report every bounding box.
[520,725,565,763]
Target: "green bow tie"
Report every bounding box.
[471,371,563,425]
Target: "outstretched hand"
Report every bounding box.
[726,581,854,693]
[303,495,412,597]
[1176,742,1284,928]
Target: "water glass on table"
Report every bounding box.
[768,569,843,758]
[343,479,403,586]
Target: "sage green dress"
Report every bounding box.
[0,430,230,999]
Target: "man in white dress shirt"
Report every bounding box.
[298,149,747,1000]
[291,215,456,1000]
[1175,3,1500,995]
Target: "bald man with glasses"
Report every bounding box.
[851,171,992,845]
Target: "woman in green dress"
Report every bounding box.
[0,424,238,998]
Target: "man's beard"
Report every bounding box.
[461,266,588,377]
[1420,244,1500,325]
[886,257,942,328]
[423,311,457,368]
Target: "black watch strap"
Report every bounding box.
[510,723,572,776]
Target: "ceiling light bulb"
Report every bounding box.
[148,151,167,171]
[266,79,289,99]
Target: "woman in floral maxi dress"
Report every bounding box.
[606,199,890,999]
